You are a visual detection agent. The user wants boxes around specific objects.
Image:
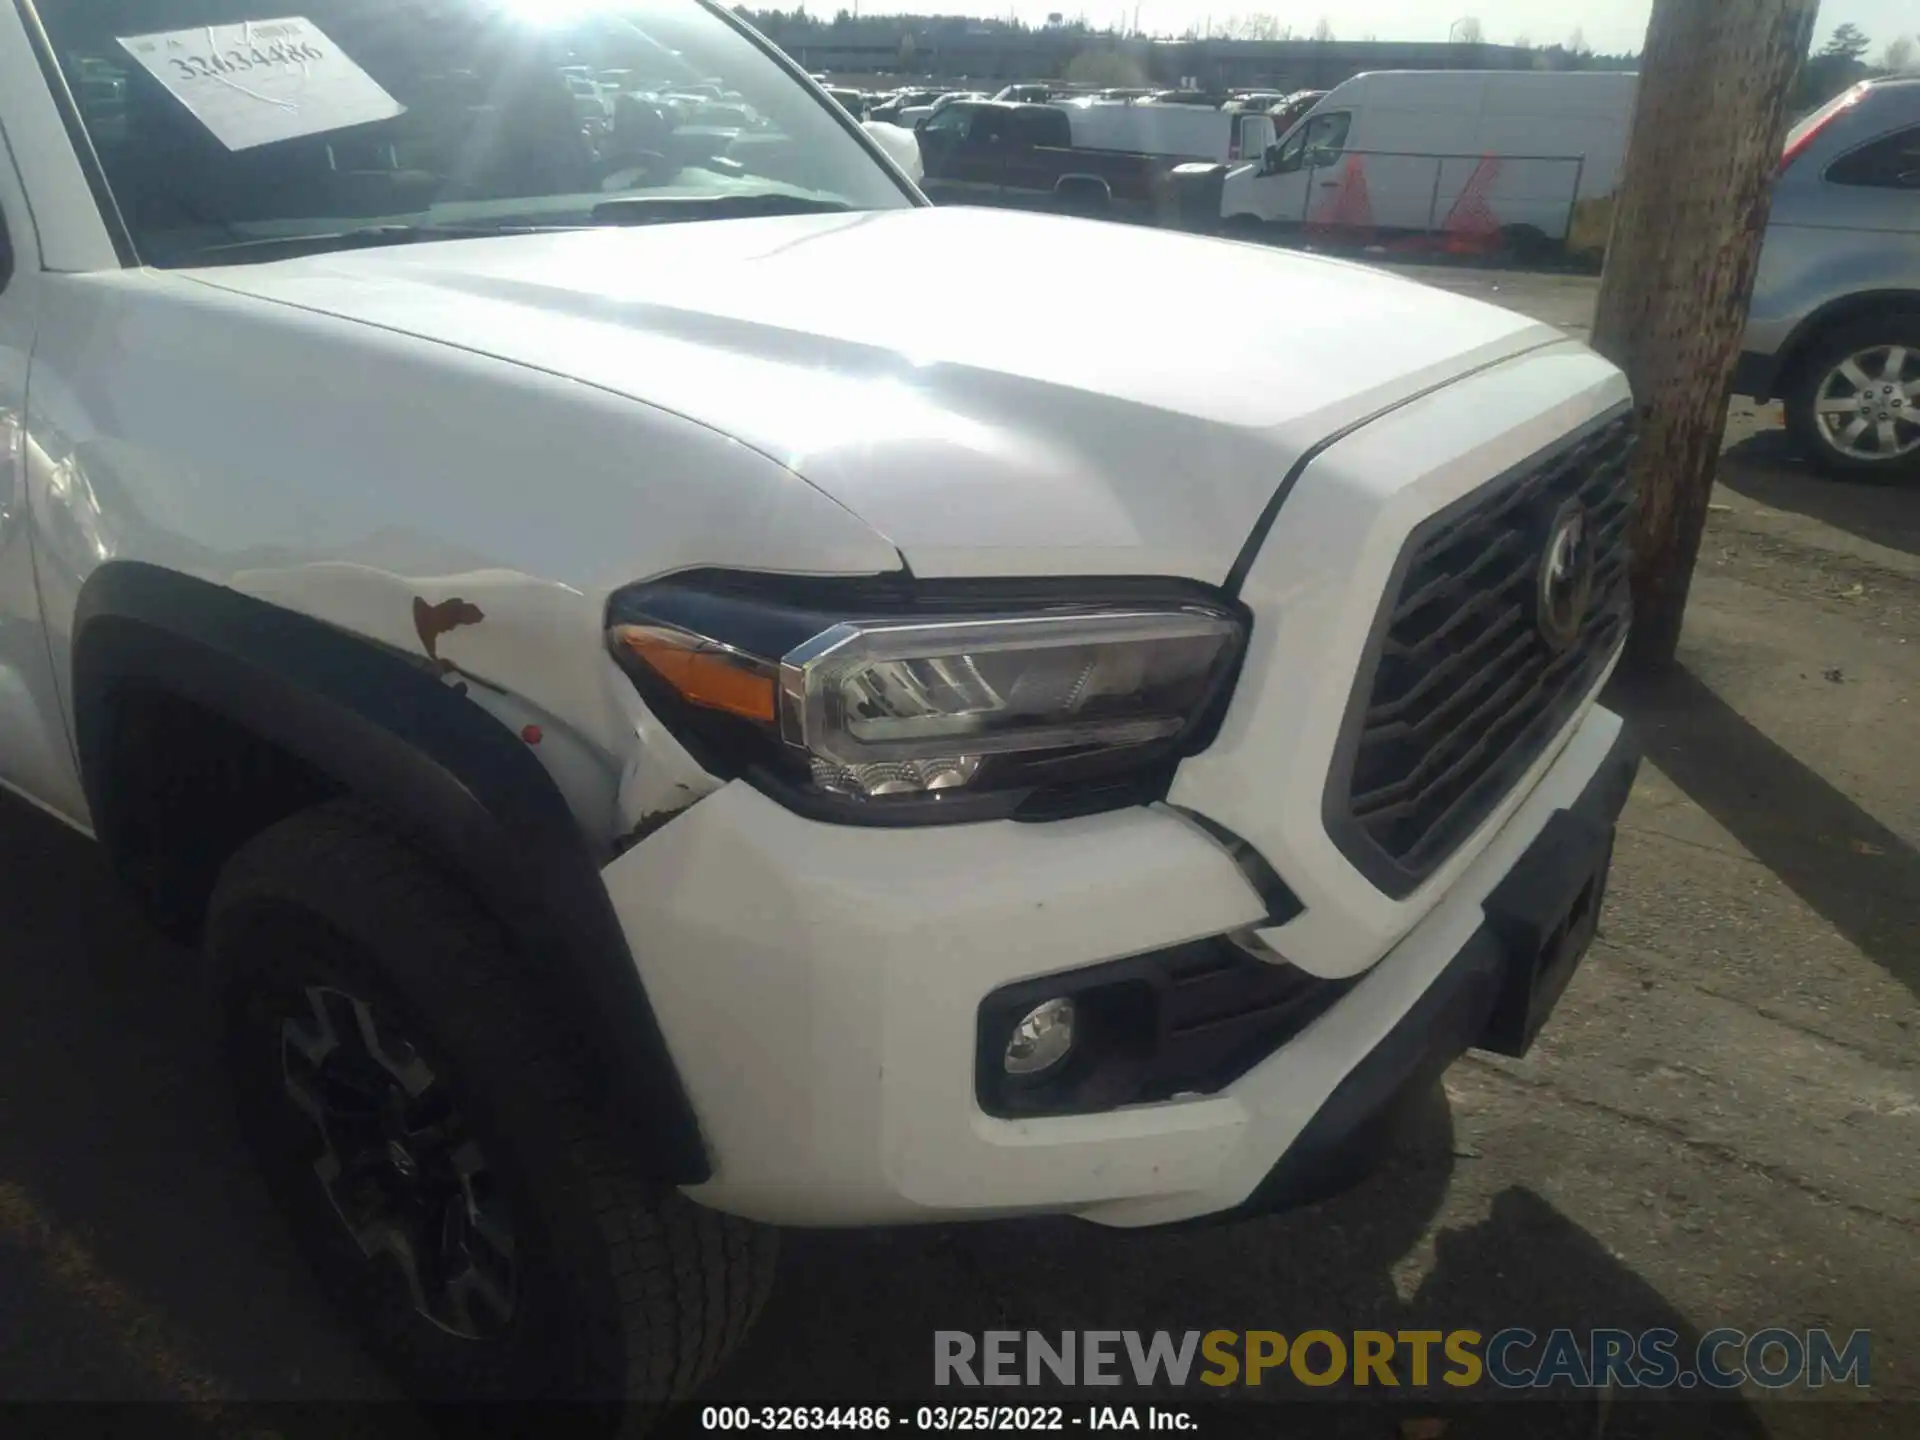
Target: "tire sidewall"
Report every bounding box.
[1785,317,1920,480]
[210,886,628,1410]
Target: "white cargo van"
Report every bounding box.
[1221,70,1639,251]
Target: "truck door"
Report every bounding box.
[1003,107,1066,195]
[1234,109,1351,226]
[954,105,1012,191]
[1295,111,1355,221]
[912,102,976,196]
[0,104,90,819]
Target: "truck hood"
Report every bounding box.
[185,206,1561,583]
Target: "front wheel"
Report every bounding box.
[1784,318,1920,479]
[206,801,776,1421]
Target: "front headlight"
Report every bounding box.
[608,574,1246,823]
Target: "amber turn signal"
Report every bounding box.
[611,624,778,724]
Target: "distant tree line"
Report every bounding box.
[1797,21,1918,112]
[735,8,1636,63]
[732,9,1913,100]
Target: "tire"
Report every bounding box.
[206,800,775,1422]
[1499,224,1558,267]
[1784,315,1920,480]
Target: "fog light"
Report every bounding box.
[1004,997,1076,1076]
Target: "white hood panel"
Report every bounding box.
[191,207,1561,582]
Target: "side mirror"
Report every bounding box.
[913,116,928,132]
[1262,142,1286,175]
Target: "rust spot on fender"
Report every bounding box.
[413,596,486,674]
[614,786,703,855]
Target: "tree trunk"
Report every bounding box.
[1590,0,1818,672]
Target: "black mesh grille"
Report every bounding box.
[1333,412,1637,895]
[1139,942,1356,1101]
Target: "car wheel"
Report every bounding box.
[1784,318,1920,478]
[1499,224,1557,266]
[206,800,775,1421]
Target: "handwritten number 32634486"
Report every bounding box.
[168,42,325,81]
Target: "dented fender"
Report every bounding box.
[67,559,714,1179]
[223,562,723,850]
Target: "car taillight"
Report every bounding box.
[1780,83,1868,172]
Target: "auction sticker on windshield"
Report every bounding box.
[116,17,404,151]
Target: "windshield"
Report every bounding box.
[35,0,916,267]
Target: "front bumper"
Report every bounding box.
[600,699,1637,1229]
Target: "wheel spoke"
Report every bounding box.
[346,997,436,1098]
[1877,420,1902,453]
[1839,416,1869,448]
[450,1141,517,1263]
[359,1216,436,1316]
[269,977,515,1341]
[1816,394,1862,415]
[284,988,343,1067]
[282,1067,332,1130]
[445,1257,516,1333]
[1880,346,1910,383]
[1838,358,1875,391]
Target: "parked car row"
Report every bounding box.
[827,59,1918,479]
[910,98,1280,221]
[831,80,1323,130]
[900,71,1628,254]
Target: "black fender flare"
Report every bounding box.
[72,561,710,1183]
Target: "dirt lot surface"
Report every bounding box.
[0,265,1912,1440]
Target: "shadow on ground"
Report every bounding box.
[1607,665,1920,1002]
[0,784,1881,1438]
[0,796,394,1406]
[698,1085,1768,1439]
[1718,431,1920,559]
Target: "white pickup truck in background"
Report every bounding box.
[1,0,1640,1422]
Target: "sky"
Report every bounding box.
[988,1,1917,58]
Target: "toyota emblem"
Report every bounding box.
[1536,501,1595,652]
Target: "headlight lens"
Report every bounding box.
[785,612,1238,797]
[609,578,1245,820]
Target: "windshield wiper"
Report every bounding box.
[588,193,855,226]
[183,222,587,266]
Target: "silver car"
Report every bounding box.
[1734,77,1920,478]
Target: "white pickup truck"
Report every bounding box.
[1,0,1640,1419]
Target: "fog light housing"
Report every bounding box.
[1003,997,1076,1076]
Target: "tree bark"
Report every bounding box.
[1590,0,1819,672]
